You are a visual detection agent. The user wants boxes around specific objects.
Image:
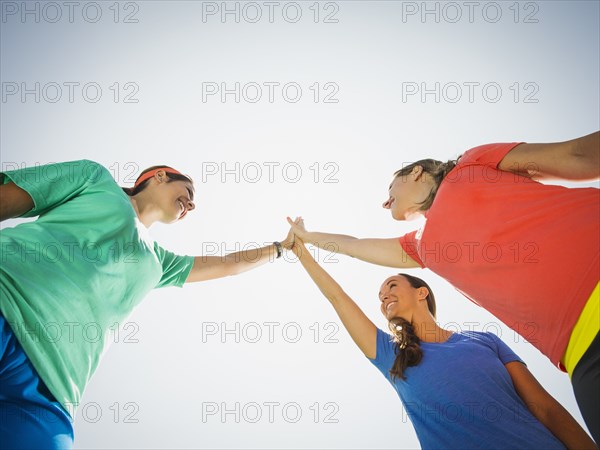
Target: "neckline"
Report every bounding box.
[420,332,458,346]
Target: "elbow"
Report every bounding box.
[570,138,600,179]
[527,400,560,430]
[569,160,600,180]
[344,242,361,259]
[224,262,245,277]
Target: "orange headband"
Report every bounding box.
[134,167,184,188]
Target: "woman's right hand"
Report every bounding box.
[287,217,305,256]
[286,215,421,269]
[286,215,378,359]
[286,216,308,241]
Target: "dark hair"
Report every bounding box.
[393,157,460,210]
[122,165,194,197]
[387,273,437,381]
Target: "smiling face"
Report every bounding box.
[378,275,428,323]
[152,172,196,223]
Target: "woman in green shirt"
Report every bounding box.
[0,160,292,449]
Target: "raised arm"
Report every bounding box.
[286,217,420,269]
[185,232,293,283]
[291,233,377,359]
[0,181,34,221]
[498,131,600,181]
[506,361,598,449]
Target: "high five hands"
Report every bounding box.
[286,216,306,255]
[280,215,305,250]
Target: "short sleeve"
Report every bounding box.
[153,243,195,288]
[367,328,397,379]
[488,332,525,366]
[0,160,104,218]
[458,143,523,169]
[399,231,425,268]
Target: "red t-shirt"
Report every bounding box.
[399,143,600,368]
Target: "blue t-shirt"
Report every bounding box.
[369,329,565,449]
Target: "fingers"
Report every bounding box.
[286,216,303,225]
[282,217,301,251]
[285,217,305,251]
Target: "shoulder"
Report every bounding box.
[78,160,111,179]
[376,327,395,345]
[70,160,119,187]
[366,328,398,380]
[369,328,397,360]
[458,142,523,168]
[39,159,113,183]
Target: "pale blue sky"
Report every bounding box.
[1,1,599,448]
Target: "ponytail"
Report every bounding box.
[388,318,423,381]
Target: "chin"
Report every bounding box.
[391,210,405,221]
[164,213,180,224]
[386,311,399,320]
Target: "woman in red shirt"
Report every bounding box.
[287,131,600,443]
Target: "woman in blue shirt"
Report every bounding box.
[288,217,597,449]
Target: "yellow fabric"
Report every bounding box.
[562,282,600,377]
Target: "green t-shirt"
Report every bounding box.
[0,160,195,416]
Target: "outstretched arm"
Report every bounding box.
[498,131,600,181]
[291,232,377,359]
[185,230,293,283]
[506,361,597,449]
[286,217,420,269]
[0,182,34,221]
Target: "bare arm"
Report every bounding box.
[506,361,597,449]
[498,131,600,181]
[292,238,377,359]
[0,182,34,221]
[286,217,420,269]
[185,232,293,283]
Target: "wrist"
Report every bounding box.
[280,236,294,250]
[301,231,313,244]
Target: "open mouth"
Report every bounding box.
[386,301,397,312]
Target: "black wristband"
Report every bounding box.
[273,241,283,259]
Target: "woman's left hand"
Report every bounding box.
[281,216,303,250]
